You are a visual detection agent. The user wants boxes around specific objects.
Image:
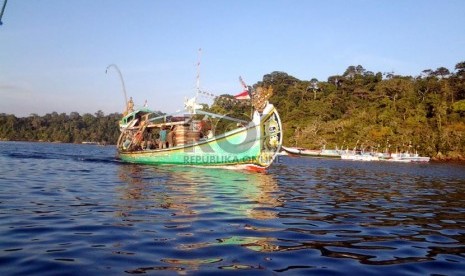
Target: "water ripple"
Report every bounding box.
[1,142,465,275]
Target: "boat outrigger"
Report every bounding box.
[116,86,283,172]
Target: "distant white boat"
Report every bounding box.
[82,141,100,145]
[320,149,342,158]
[389,152,430,163]
[282,146,341,158]
[282,146,321,156]
[340,150,379,161]
[283,145,431,163]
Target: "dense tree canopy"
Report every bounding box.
[0,111,121,145]
[1,61,464,159]
[210,61,465,160]
[255,62,465,160]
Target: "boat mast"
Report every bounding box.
[196,48,202,93]
[106,64,128,111]
[0,0,8,25]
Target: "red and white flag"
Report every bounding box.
[234,76,251,100]
[234,90,251,100]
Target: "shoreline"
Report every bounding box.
[0,139,114,146]
[2,139,465,164]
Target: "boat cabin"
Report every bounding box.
[117,109,213,152]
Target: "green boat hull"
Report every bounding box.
[117,104,282,170]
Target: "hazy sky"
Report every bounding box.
[1,0,464,117]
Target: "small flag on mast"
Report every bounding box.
[234,76,251,100]
[234,90,251,100]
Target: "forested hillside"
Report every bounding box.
[254,61,465,160]
[1,61,465,160]
[0,111,121,145]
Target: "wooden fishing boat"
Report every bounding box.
[116,86,283,172]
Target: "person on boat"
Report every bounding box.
[167,126,175,148]
[159,126,167,149]
[143,128,153,150]
[207,129,213,139]
[123,135,132,150]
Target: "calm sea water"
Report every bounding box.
[1,141,465,275]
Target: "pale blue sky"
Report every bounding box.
[1,0,464,117]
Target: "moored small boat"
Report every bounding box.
[282,146,341,158]
[282,146,320,157]
[388,152,430,163]
[340,150,379,161]
[320,148,342,158]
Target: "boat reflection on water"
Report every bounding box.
[116,164,280,220]
[115,164,282,272]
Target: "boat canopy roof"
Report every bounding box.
[122,106,248,126]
